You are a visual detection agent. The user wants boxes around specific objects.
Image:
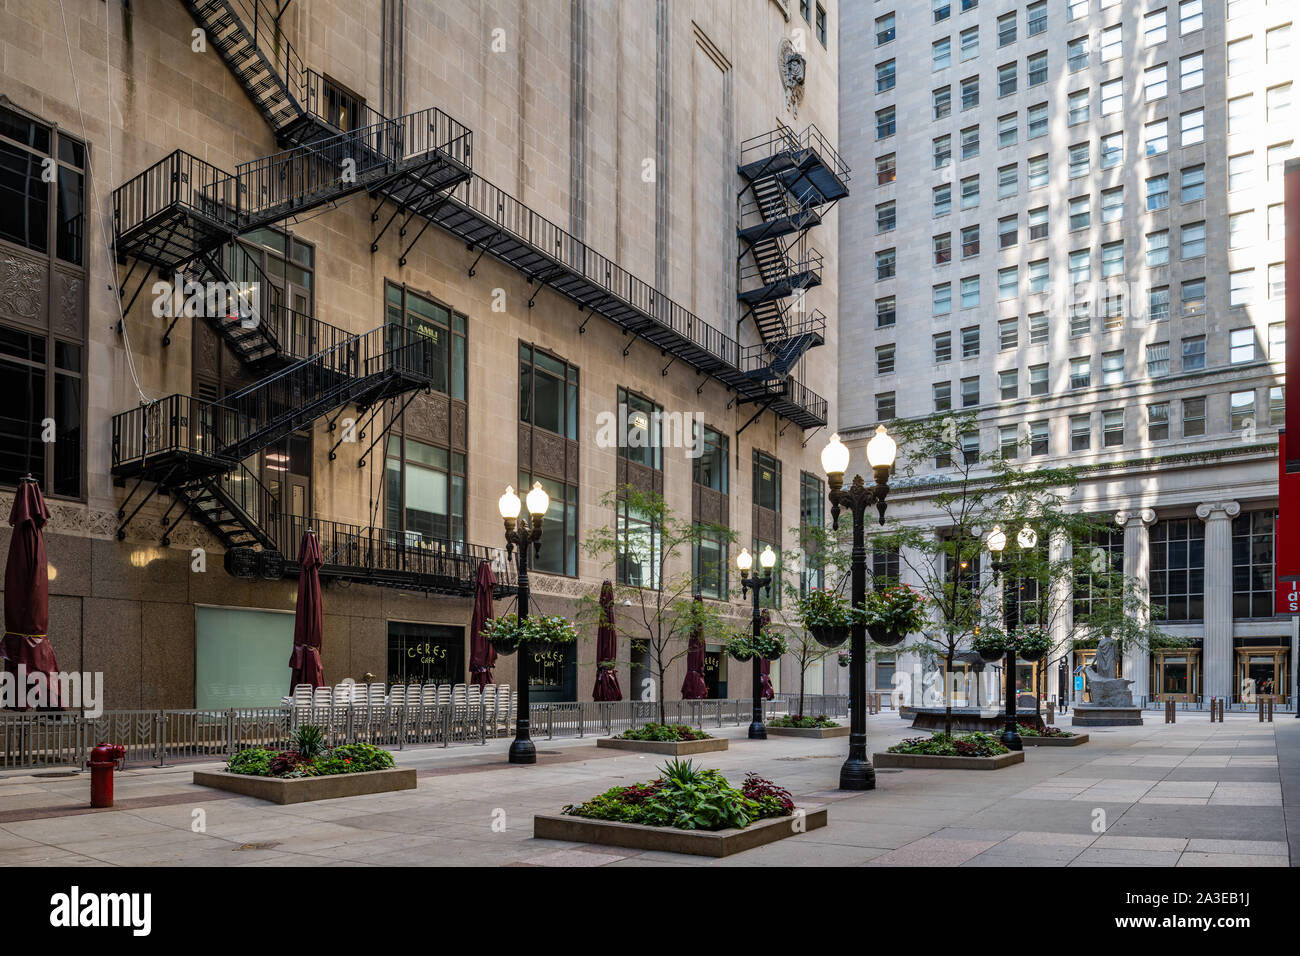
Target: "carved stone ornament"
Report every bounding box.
[0,256,43,319]
[779,37,806,119]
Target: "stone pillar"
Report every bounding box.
[1115,508,1156,703]
[1048,530,1072,705]
[1197,501,1240,702]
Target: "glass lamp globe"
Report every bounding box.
[736,548,754,572]
[821,433,850,476]
[866,425,897,469]
[987,525,1007,553]
[525,481,550,519]
[1017,526,1038,549]
[759,545,777,569]
[498,485,521,520]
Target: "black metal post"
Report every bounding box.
[506,511,543,765]
[741,568,773,740]
[828,469,891,791]
[992,555,1022,752]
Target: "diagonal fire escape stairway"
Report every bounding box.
[111,325,433,552]
[734,123,849,406]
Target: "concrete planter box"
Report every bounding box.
[596,737,728,756]
[1021,733,1089,747]
[534,806,827,857]
[872,750,1025,770]
[1071,706,1144,727]
[766,724,850,738]
[193,767,417,805]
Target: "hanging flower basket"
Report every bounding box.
[837,651,850,668]
[1013,625,1051,662]
[725,635,756,662]
[480,613,577,657]
[867,625,906,648]
[481,614,524,656]
[524,614,580,648]
[972,626,1009,663]
[856,585,927,644]
[809,625,850,649]
[796,589,852,648]
[726,628,788,662]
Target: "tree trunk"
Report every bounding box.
[944,647,955,737]
[655,643,667,726]
[798,662,806,718]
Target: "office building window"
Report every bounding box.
[1029,363,1049,395]
[1181,164,1206,202]
[960,376,980,408]
[999,318,1018,350]
[1070,415,1091,451]
[1180,108,1204,146]
[934,331,953,363]
[876,296,897,329]
[1230,390,1256,431]
[1182,278,1206,315]
[1149,286,1170,322]
[1233,511,1276,618]
[876,248,896,280]
[1150,518,1205,622]
[1101,132,1124,168]
[1230,328,1255,364]
[1145,8,1167,46]
[1102,409,1124,447]
[1182,397,1205,437]
[1148,402,1170,441]
[934,381,953,411]
[1182,335,1206,371]
[1147,342,1170,377]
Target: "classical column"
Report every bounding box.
[1197,501,1241,702]
[1115,508,1156,703]
[1048,530,1072,706]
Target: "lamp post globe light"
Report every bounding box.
[498,481,549,765]
[821,426,896,791]
[987,524,1031,753]
[737,544,778,740]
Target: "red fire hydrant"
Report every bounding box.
[88,743,126,808]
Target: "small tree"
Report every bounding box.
[778,523,851,717]
[870,412,1092,736]
[579,485,734,725]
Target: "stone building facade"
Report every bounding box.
[839,0,1293,707]
[0,0,847,710]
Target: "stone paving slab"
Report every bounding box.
[0,715,1285,866]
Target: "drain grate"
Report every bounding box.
[236,841,282,851]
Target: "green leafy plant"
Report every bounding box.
[227,748,274,776]
[769,714,839,729]
[971,625,1010,657]
[856,584,928,633]
[1017,723,1074,738]
[726,627,788,661]
[1012,625,1051,659]
[616,723,711,742]
[794,588,852,629]
[560,760,795,831]
[292,724,327,761]
[887,732,1010,757]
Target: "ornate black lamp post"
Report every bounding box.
[498,481,550,765]
[821,426,896,791]
[986,524,1036,752]
[737,545,778,740]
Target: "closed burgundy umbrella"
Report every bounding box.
[681,594,708,700]
[592,579,622,701]
[468,560,497,688]
[288,529,325,690]
[2,476,60,708]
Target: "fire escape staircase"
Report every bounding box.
[733,123,848,423]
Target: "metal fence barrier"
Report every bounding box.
[0,694,851,772]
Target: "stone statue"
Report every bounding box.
[779,38,806,119]
[1083,636,1134,707]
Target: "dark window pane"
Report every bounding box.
[0,140,48,253]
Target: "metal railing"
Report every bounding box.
[738,248,824,288]
[0,695,849,770]
[316,520,515,594]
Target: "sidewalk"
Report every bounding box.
[0,712,1287,866]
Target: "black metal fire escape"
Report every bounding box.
[734,123,849,426]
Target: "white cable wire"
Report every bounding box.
[57,0,152,407]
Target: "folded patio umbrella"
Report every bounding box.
[593,579,622,701]
[288,528,325,690]
[468,560,497,688]
[2,477,61,708]
[680,593,708,700]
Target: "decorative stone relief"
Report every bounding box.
[0,255,44,321]
[1195,501,1241,521]
[779,37,806,119]
[55,273,82,337]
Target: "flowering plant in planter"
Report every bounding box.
[725,628,788,662]
[971,626,1010,662]
[480,613,526,654]
[795,588,852,648]
[857,584,927,646]
[837,650,850,668]
[480,613,577,655]
[1012,625,1051,661]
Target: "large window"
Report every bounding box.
[871,548,900,590]
[520,471,577,576]
[1150,518,1205,621]
[616,388,662,588]
[617,499,660,589]
[1233,511,1276,619]
[693,424,729,600]
[520,344,578,440]
[387,622,464,687]
[385,284,466,399]
[1074,527,1123,617]
[618,387,662,470]
[753,450,781,513]
[0,104,86,498]
[385,435,465,546]
[799,472,825,594]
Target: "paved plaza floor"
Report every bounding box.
[0,712,1294,866]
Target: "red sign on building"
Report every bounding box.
[1279,433,1300,615]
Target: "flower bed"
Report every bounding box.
[562,760,793,831]
[887,732,1009,757]
[875,731,1023,770]
[615,723,712,742]
[769,714,839,729]
[1017,723,1074,738]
